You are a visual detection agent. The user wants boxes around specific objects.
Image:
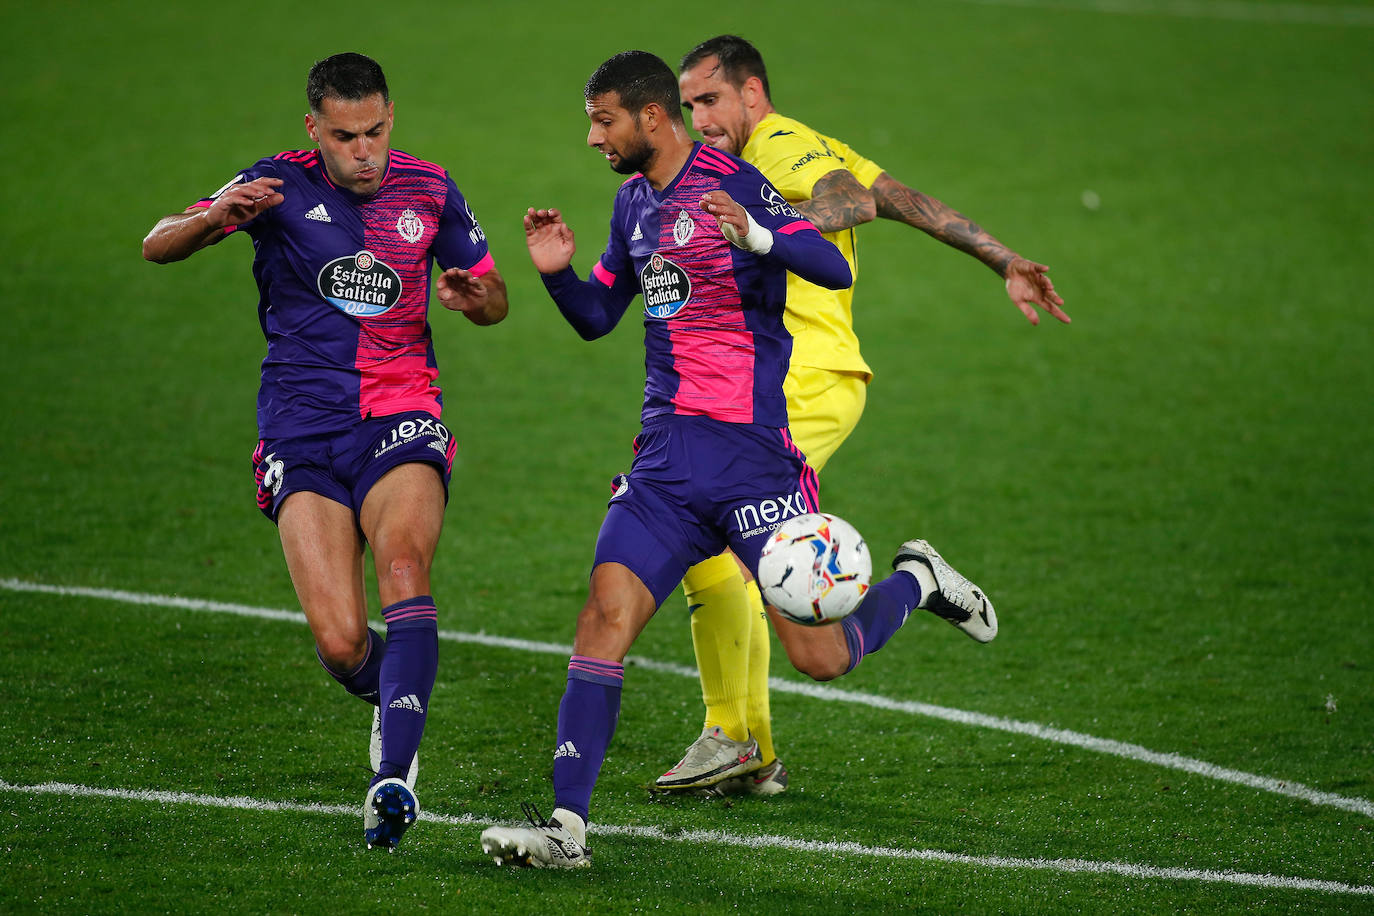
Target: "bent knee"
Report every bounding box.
[316,628,370,673]
[576,596,630,639]
[788,651,848,683]
[572,597,639,660]
[777,631,850,681]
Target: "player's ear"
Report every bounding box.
[743,76,766,108]
[305,112,319,144]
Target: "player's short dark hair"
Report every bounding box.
[584,51,684,123]
[680,35,771,101]
[307,52,389,113]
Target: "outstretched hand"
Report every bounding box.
[524,207,576,274]
[437,266,507,326]
[207,177,284,228]
[1004,258,1070,325]
[437,267,489,312]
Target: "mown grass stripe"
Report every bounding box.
[4,577,1371,819]
[1,780,1368,895]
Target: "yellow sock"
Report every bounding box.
[685,553,752,743]
[742,580,777,764]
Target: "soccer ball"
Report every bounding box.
[757,513,872,625]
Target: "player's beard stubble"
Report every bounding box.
[609,132,655,176]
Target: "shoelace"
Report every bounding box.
[519,802,585,858]
[520,801,551,830]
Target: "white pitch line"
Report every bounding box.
[944,0,1374,27]
[2,780,1369,896]
[3,577,1372,820]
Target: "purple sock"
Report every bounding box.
[375,596,438,784]
[841,570,922,674]
[551,656,624,824]
[318,628,385,705]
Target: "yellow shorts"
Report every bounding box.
[783,366,869,473]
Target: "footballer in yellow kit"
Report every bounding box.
[751,111,883,470]
[660,35,1069,796]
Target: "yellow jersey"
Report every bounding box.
[741,112,884,379]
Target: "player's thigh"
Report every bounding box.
[783,368,868,472]
[594,496,700,607]
[359,462,445,589]
[277,490,369,658]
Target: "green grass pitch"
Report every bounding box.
[1,0,1371,912]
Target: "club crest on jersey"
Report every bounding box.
[396,208,425,243]
[672,209,695,246]
[317,250,403,317]
[641,253,691,319]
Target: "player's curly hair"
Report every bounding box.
[584,51,683,123]
[307,52,389,113]
[680,35,771,101]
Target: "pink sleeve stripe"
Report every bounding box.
[778,219,816,235]
[592,259,616,287]
[188,201,238,234]
[467,251,495,277]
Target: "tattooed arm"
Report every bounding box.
[793,169,876,233]
[871,171,1070,325]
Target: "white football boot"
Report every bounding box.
[893,539,997,642]
[653,725,762,790]
[481,804,591,869]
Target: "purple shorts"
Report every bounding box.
[594,414,820,607]
[251,411,456,522]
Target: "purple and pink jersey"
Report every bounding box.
[542,143,850,429]
[195,148,494,439]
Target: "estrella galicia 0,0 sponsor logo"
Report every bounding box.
[317,250,403,317]
[641,253,692,319]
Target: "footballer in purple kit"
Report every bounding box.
[143,52,508,852]
[478,50,995,869]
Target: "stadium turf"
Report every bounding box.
[2,1,1370,912]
